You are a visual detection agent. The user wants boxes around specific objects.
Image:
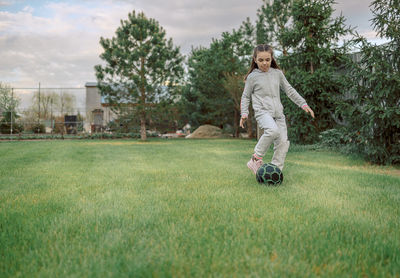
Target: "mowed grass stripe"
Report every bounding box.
[1,139,399,277]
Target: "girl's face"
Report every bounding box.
[254,51,272,72]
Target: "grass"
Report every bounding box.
[1,139,399,277]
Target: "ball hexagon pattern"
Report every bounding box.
[256,163,283,185]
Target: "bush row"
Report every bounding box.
[0,132,159,140]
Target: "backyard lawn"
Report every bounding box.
[1,139,399,277]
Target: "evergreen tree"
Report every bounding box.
[338,0,400,164]
[95,11,183,140]
[279,0,354,143]
[183,45,229,128]
[181,19,256,136]
[256,0,292,56]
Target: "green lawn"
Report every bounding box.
[1,139,399,277]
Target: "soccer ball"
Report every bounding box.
[256,163,283,185]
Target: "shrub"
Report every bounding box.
[30,123,46,134]
[0,122,23,134]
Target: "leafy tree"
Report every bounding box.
[19,91,76,134]
[337,0,400,164]
[279,0,354,144]
[31,92,57,120]
[0,83,22,134]
[95,11,184,140]
[57,92,76,117]
[26,91,75,120]
[222,72,243,137]
[0,83,19,117]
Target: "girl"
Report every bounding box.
[240,44,315,174]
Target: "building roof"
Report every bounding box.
[85,82,98,87]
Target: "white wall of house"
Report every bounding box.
[85,82,117,132]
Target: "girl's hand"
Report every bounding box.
[302,105,315,119]
[240,116,247,128]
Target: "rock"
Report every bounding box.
[186,125,229,139]
[239,133,249,139]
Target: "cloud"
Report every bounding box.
[0,0,261,89]
[332,0,374,32]
[0,1,13,7]
[22,5,33,13]
[0,0,385,91]
[125,0,260,51]
[0,1,133,89]
[0,10,53,35]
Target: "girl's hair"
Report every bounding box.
[244,44,281,81]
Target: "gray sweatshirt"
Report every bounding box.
[241,68,307,119]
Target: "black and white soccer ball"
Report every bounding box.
[256,163,283,185]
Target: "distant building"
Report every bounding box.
[84,82,177,133]
[85,82,117,133]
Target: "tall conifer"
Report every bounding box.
[95,11,183,140]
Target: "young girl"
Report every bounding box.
[240,44,315,174]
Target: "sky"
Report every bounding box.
[0,0,388,91]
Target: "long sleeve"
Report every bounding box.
[279,71,307,108]
[240,77,253,117]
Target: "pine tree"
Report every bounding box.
[95,11,183,140]
[279,0,354,143]
[338,0,400,164]
[256,0,292,56]
[181,19,255,136]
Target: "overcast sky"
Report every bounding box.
[0,0,388,90]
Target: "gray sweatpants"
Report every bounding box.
[254,113,290,170]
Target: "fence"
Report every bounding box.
[0,85,93,136]
[0,84,178,138]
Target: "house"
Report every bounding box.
[85,82,117,133]
[85,82,179,133]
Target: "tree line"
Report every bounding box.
[1,0,397,164]
[94,0,398,164]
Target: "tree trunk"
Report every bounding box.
[234,108,240,138]
[308,32,314,74]
[247,108,253,138]
[140,111,147,140]
[282,47,288,56]
[140,56,147,141]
